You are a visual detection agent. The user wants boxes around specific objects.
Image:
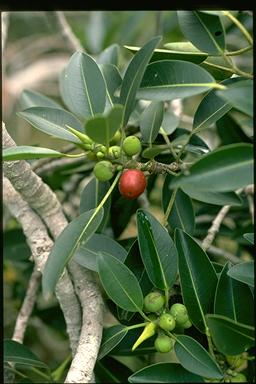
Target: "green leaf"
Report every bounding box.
[140,101,164,143]
[243,233,254,245]
[79,176,110,232]
[98,325,128,360]
[142,144,169,159]
[180,186,242,206]
[125,42,208,64]
[137,209,178,290]
[120,36,161,126]
[214,263,254,325]
[227,261,254,287]
[174,229,218,332]
[85,104,124,145]
[170,144,253,192]
[42,208,104,297]
[193,77,245,133]
[111,327,155,356]
[177,11,225,54]
[100,64,122,107]
[98,252,143,312]
[20,89,62,109]
[74,233,127,272]
[162,178,195,233]
[59,51,106,119]
[206,314,255,355]
[95,356,133,383]
[216,79,253,117]
[161,108,180,135]
[128,362,203,383]
[216,113,252,145]
[137,60,217,101]
[4,339,48,369]
[3,146,69,161]
[200,56,233,81]
[97,44,119,66]
[18,107,83,143]
[174,335,223,379]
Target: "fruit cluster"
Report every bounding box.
[134,291,192,353]
[86,132,146,199]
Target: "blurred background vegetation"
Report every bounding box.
[3,10,253,378]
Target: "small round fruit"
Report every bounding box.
[159,313,176,331]
[169,303,188,325]
[154,335,174,353]
[119,169,147,200]
[230,373,247,382]
[143,292,165,313]
[111,130,122,144]
[96,151,105,159]
[93,160,114,181]
[109,145,121,159]
[87,151,98,161]
[182,319,192,329]
[123,136,142,156]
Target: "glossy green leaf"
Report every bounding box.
[137,209,178,290]
[200,56,233,81]
[193,77,245,133]
[174,335,223,379]
[180,186,242,206]
[214,263,254,325]
[170,144,253,192]
[111,327,155,356]
[3,146,69,161]
[20,89,62,109]
[137,60,217,101]
[206,314,255,355]
[162,178,194,233]
[98,325,128,360]
[175,229,218,332]
[161,109,180,135]
[140,101,164,143]
[74,233,127,272]
[243,233,254,245]
[125,42,207,64]
[42,208,104,297]
[128,362,203,383]
[217,79,253,117]
[4,340,48,369]
[100,64,122,107]
[85,104,124,145]
[177,11,225,54]
[95,356,133,383]
[79,176,110,232]
[98,44,119,66]
[18,107,83,143]
[59,51,106,119]
[227,261,254,287]
[142,144,169,159]
[216,113,252,145]
[120,36,161,126]
[98,252,143,312]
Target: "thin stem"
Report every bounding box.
[226,45,252,56]
[126,322,149,331]
[163,188,177,227]
[203,60,253,79]
[52,353,72,382]
[164,288,170,309]
[95,171,121,213]
[176,131,194,162]
[30,367,52,381]
[206,327,215,359]
[160,127,178,160]
[222,11,253,45]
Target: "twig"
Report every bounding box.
[12,267,41,344]
[3,177,81,354]
[202,205,231,251]
[3,122,104,383]
[33,157,82,176]
[197,241,240,264]
[31,144,76,172]
[54,11,84,52]
[222,11,253,45]
[6,55,68,99]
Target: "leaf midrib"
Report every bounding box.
[193,101,231,132]
[193,11,223,54]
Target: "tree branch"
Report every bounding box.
[54,11,84,52]
[202,205,231,251]
[3,176,81,354]
[12,266,41,344]
[3,122,104,382]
